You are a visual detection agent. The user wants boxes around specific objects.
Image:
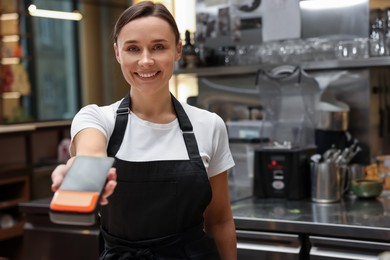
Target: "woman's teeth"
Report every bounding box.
[139,72,157,78]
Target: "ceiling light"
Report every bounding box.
[28,4,83,21]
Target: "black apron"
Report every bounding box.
[100,94,220,259]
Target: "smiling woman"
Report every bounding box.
[50,1,237,259]
[113,16,181,102]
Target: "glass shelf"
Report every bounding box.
[174,57,390,77]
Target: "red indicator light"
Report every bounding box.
[271,160,277,166]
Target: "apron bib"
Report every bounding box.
[100,94,220,259]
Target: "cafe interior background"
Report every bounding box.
[3,0,390,259]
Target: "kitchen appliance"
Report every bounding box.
[253,146,316,200]
[252,65,318,199]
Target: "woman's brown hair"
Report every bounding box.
[113,1,180,44]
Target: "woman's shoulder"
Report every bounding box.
[77,100,122,119]
[81,99,122,112]
[71,99,124,137]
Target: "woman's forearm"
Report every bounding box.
[206,218,237,260]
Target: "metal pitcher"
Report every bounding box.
[311,161,349,203]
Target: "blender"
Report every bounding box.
[253,65,319,199]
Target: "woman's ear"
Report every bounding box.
[175,40,183,61]
[114,43,120,63]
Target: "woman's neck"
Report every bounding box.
[129,90,176,124]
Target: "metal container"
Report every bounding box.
[311,162,349,203]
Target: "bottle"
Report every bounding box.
[385,8,390,55]
[369,9,386,57]
[181,30,198,69]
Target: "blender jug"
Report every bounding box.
[256,65,321,148]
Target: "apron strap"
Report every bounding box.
[171,94,201,160]
[107,93,201,161]
[107,94,130,157]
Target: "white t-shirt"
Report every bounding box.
[70,98,235,178]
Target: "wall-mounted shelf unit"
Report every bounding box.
[174,57,390,77]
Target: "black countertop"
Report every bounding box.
[232,191,390,241]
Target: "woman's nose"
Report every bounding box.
[138,50,154,66]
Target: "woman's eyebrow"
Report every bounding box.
[123,39,169,44]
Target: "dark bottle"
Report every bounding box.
[181,30,198,69]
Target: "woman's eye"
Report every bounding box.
[127,46,140,52]
[153,44,164,50]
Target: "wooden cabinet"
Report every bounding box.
[0,127,33,258]
[0,121,71,259]
[0,175,29,240]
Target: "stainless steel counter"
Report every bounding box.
[20,192,390,259]
[232,192,390,242]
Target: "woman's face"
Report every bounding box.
[114,16,182,96]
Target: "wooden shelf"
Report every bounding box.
[0,176,29,210]
[0,161,30,176]
[0,221,24,241]
[0,198,28,210]
[0,163,30,174]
